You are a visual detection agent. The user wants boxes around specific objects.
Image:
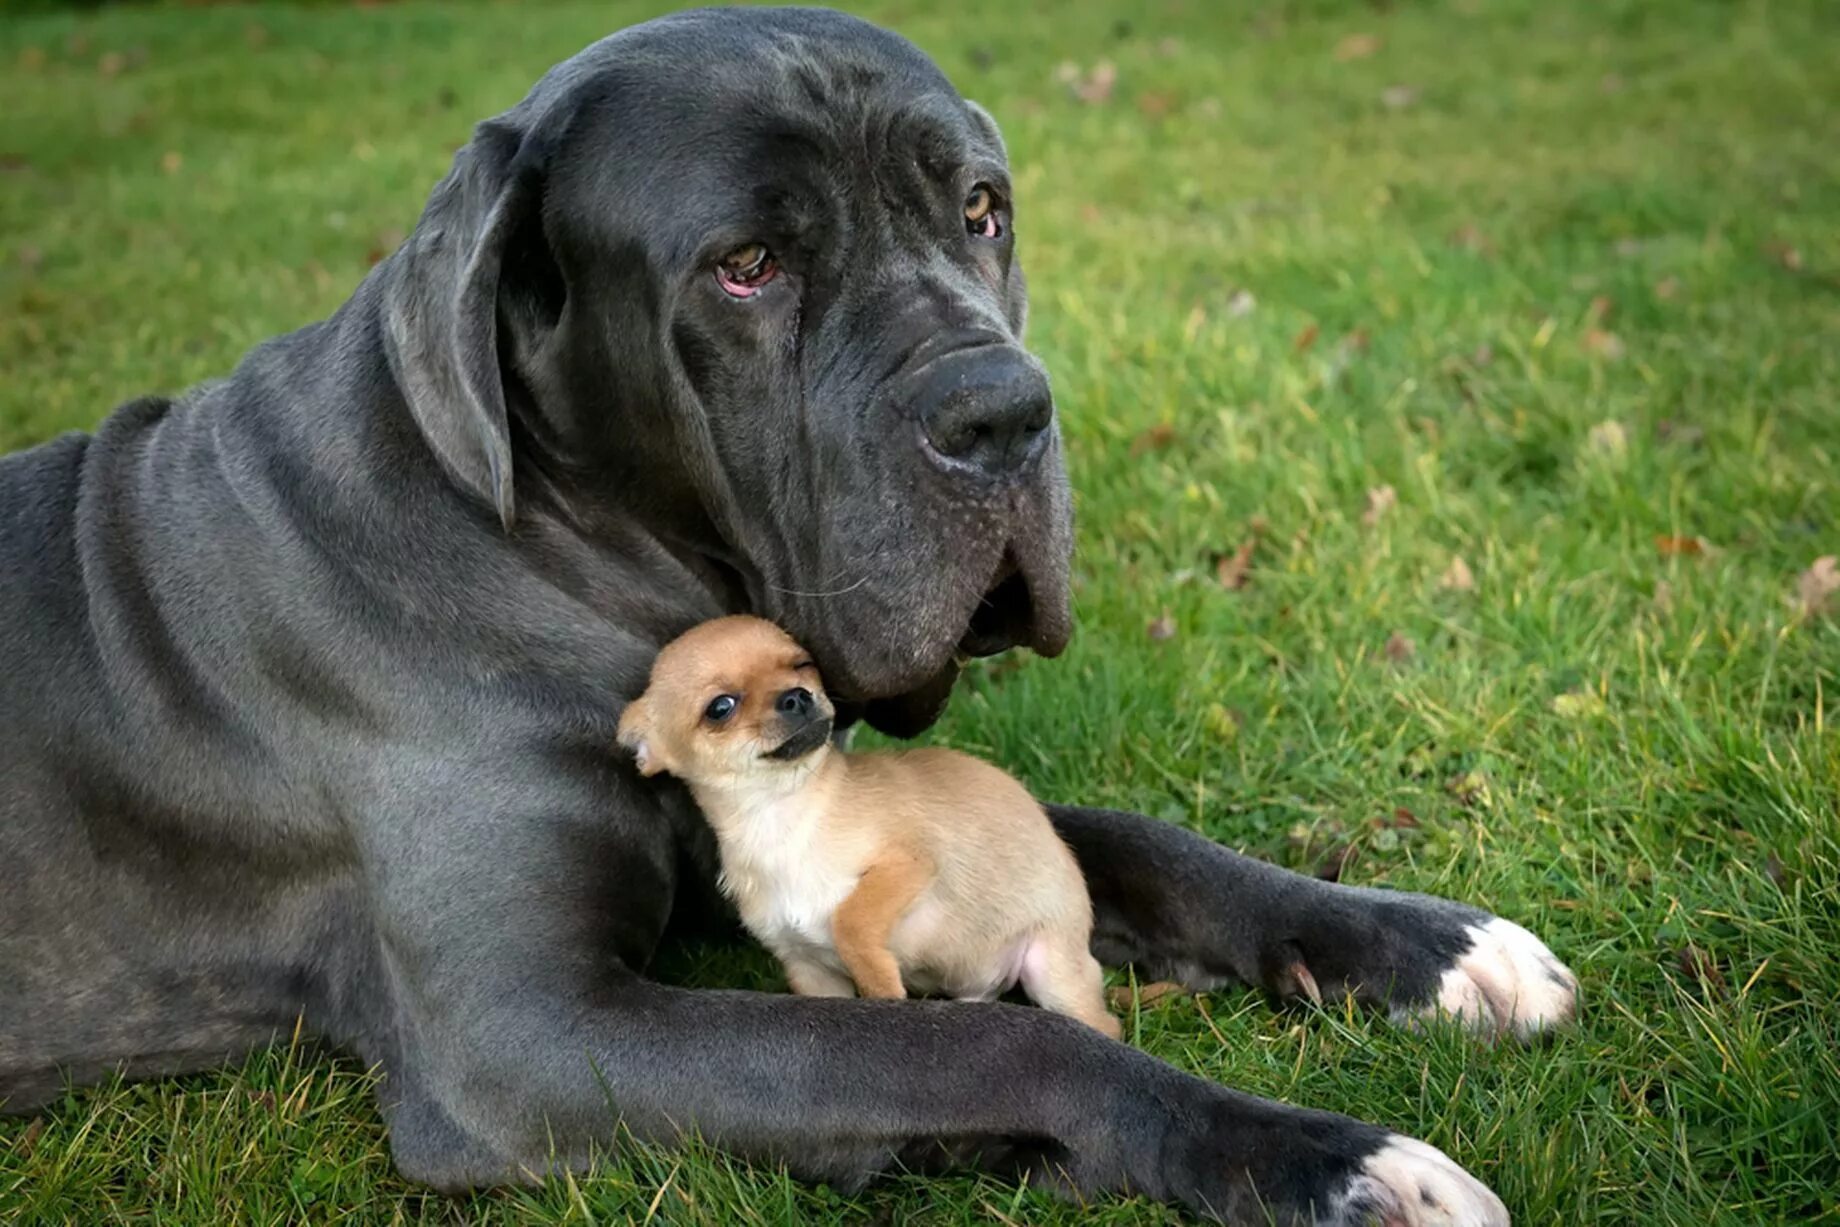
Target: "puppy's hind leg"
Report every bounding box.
[1022,932,1121,1039]
[783,957,856,998]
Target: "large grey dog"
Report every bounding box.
[0,8,1577,1223]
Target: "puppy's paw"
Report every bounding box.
[1396,916,1577,1040]
[1327,1135,1509,1227]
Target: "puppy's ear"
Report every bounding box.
[382,111,566,532]
[616,698,665,778]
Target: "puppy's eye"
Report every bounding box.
[964,185,1001,239]
[716,243,777,298]
[704,694,739,723]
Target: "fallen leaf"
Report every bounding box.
[1333,33,1382,61]
[1654,535,1705,557]
[248,1089,277,1112]
[1248,514,1271,536]
[1586,419,1629,460]
[1079,202,1102,224]
[1794,555,1839,619]
[18,46,47,71]
[67,32,92,57]
[1361,485,1396,527]
[1384,631,1415,663]
[1438,554,1476,592]
[1674,945,1724,996]
[1107,980,1186,1009]
[1655,419,1703,446]
[1764,241,1804,272]
[160,150,183,174]
[1224,288,1257,318]
[246,23,271,49]
[1146,610,1177,641]
[1292,322,1320,353]
[1450,224,1494,256]
[98,50,126,77]
[1445,770,1490,808]
[1653,275,1680,300]
[1315,843,1355,882]
[1583,328,1626,360]
[1072,60,1117,104]
[1136,91,1174,119]
[1552,689,1607,719]
[1130,422,1177,456]
[1390,806,1421,829]
[15,1118,44,1155]
[1587,295,1614,324]
[1379,84,1418,109]
[1215,538,1257,590]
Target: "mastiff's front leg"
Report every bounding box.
[1048,804,1577,1038]
[370,775,1506,1224]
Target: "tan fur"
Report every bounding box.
[618,616,1120,1038]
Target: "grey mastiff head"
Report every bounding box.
[380,5,1073,734]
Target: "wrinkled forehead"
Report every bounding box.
[552,21,998,253]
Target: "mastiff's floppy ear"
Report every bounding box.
[381,115,561,532]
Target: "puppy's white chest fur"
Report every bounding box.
[711,791,863,966]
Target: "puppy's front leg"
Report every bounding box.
[783,957,855,998]
[831,850,931,999]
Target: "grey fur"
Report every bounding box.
[0,9,1556,1222]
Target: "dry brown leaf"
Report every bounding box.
[18,46,47,72]
[1384,631,1415,663]
[1794,555,1839,619]
[1583,328,1626,360]
[1131,422,1177,456]
[1079,202,1102,225]
[1653,275,1681,300]
[1216,538,1257,590]
[1146,610,1177,641]
[1390,806,1421,829]
[1655,419,1704,447]
[1107,980,1186,1009]
[1361,485,1397,527]
[1073,60,1117,104]
[15,1118,44,1156]
[1450,224,1494,256]
[1587,295,1614,324]
[98,50,126,77]
[246,23,271,48]
[1764,241,1804,273]
[1439,554,1476,592]
[1292,322,1320,353]
[160,150,182,175]
[1333,33,1382,61]
[1136,91,1174,119]
[1655,535,1705,557]
[1315,843,1354,882]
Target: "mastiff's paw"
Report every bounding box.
[1328,1135,1509,1227]
[1395,916,1577,1041]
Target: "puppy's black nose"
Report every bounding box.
[916,346,1053,476]
[776,687,815,718]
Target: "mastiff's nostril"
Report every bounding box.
[777,687,814,717]
[917,348,1053,476]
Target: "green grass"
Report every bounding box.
[4,0,1839,1222]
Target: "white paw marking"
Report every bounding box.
[1406,917,1578,1039]
[1334,1135,1510,1227]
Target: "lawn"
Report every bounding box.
[3,0,1838,1222]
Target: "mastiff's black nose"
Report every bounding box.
[776,687,816,719]
[916,346,1053,476]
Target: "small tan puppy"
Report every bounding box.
[617,616,1118,1037]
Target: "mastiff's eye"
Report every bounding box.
[704,694,739,723]
[964,185,1001,239]
[716,243,777,298]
